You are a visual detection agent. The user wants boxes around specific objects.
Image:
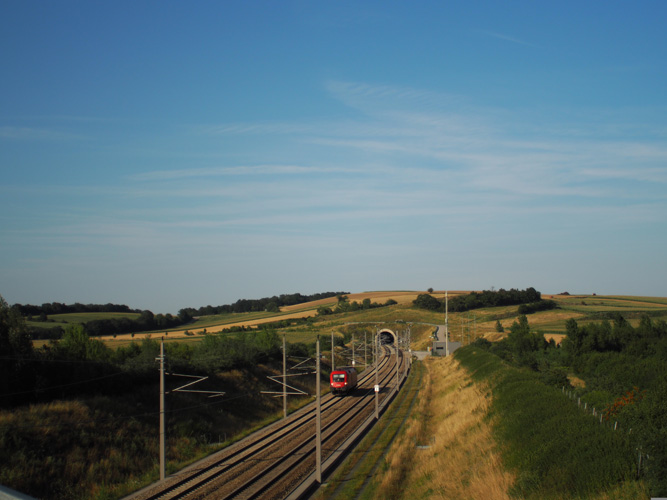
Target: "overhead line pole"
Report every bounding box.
[352,334,355,367]
[395,333,399,391]
[158,339,166,481]
[283,334,287,419]
[445,290,450,356]
[374,329,379,419]
[316,336,322,483]
[405,326,409,379]
[364,332,367,368]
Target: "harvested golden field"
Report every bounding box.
[100,291,468,342]
[279,290,467,312]
[374,356,513,500]
[98,309,321,341]
[545,333,566,345]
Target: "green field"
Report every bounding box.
[26,293,667,349]
[26,311,141,328]
[8,290,667,499]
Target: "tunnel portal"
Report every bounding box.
[378,329,397,346]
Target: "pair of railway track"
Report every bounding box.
[128,346,406,500]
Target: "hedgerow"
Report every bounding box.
[455,346,639,499]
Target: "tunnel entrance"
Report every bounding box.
[378,329,397,346]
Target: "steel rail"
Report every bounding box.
[132,347,398,500]
[180,348,404,500]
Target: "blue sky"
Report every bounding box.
[1,1,666,313]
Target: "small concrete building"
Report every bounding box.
[431,340,462,356]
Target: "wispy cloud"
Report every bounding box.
[7,80,663,273]
[476,29,540,48]
[128,164,349,181]
[194,122,312,135]
[0,125,84,141]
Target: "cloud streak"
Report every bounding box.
[476,29,541,48]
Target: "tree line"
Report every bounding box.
[178,291,349,318]
[12,302,139,317]
[13,291,351,339]
[413,287,544,313]
[26,310,191,340]
[0,294,298,408]
[315,294,397,316]
[474,313,667,496]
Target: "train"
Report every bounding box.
[330,367,358,395]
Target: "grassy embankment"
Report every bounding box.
[454,345,649,499]
[314,291,665,499]
[317,355,513,500]
[318,349,648,500]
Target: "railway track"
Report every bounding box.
[128,346,407,500]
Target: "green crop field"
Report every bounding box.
[25,311,141,328]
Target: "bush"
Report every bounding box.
[455,347,638,498]
[518,300,557,315]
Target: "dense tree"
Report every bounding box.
[0,295,35,406]
[506,315,547,368]
[12,302,137,316]
[413,293,442,311]
[413,288,546,313]
[181,291,349,317]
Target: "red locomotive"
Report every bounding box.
[330,367,358,395]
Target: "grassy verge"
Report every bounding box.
[316,355,515,500]
[372,356,513,500]
[314,360,425,500]
[455,346,648,499]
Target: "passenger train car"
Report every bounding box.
[330,367,358,395]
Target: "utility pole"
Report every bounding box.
[395,333,399,392]
[316,336,322,483]
[445,291,449,356]
[331,330,335,372]
[352,334,355,367]
[158,339,166,481]
[374,329,379,419]
[404,328,408,380]
[364,332,367,368]
[282,334,287,419]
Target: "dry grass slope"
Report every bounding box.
[374,356,513,500]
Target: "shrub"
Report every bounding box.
[455,347,638,498]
